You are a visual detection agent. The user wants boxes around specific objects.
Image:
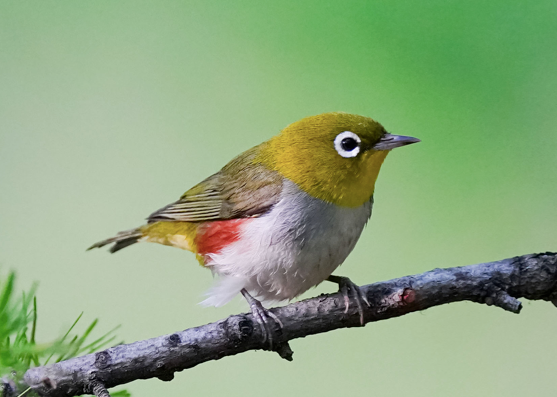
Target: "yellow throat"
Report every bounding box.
[255,112,390,208]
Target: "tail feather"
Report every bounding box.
[88,228,143,253]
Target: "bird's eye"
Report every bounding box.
[334,131,361,158]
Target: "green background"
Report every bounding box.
[1,1,556,396]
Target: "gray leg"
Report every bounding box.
[327,275,370,325]
[241,289,283,349]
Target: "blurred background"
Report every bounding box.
[1,1,556,396]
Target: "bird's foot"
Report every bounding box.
[241,289,283,350]
[327,275,370,325]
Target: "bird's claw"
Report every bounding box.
[241,289,283,350]
[328,275,370,325]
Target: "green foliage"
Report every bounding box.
[0,271,130,396]
[0,272,39,374]
[111,391,131,397]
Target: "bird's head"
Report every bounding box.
[256,112,419,207]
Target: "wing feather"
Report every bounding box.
[147,145,283,223]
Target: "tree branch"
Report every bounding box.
[20,252,557,397]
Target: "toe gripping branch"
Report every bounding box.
[240,289,292,360]
[90,381,111,397]
[327,275,371,325]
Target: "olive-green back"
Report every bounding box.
[147,145,283,223]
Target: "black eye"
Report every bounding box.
[334,131,361,158]
[341,137,358,152]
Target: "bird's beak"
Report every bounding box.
[373,134,421,151]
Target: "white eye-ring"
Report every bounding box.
[334,131,361,158]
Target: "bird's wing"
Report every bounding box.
[147,145,283,223]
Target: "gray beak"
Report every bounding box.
[373,133,420,151]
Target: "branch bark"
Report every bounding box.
[19,252,557,397]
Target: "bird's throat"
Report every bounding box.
[257,143,389,208]
[320,150,389,207]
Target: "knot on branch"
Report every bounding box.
[484,291,522,313]
[375,287,416,313]
[274,342,294,361]
[223,315,254,346]
[166,334,181,347]
[1,378,16,397]
[94,351,111,370]
[41,376,56,391]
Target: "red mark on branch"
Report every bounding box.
[402,288,415,304]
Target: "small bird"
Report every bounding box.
[89,112,419,345]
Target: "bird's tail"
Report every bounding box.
[87,227,144,253]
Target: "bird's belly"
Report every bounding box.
[200,180,372,306]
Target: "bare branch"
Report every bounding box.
[22,252,557,397]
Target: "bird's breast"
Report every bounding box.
[203,179,373,302]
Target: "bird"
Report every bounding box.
[89,112,419,346]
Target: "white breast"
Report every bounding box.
[201,179,373,306]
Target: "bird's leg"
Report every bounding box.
[241,288,283,350]
[327,275,370,325]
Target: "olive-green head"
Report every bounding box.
[256,112,419,207]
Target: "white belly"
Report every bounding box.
[201,179,373,306]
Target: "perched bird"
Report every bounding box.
[89,112,419,345]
